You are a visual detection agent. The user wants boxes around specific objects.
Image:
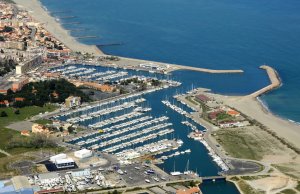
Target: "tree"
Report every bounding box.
[2,26,13,33]
[0,36,4,41]
[0,49,4,53]
[0,111,8,117]
[59,127,64,132]
[67,126,75,134]
[14,109,20,114]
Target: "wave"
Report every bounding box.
[256,96,270,112]
[257,96,300,126]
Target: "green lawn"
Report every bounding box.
[0,104,58,152]
[214,128,266,160]
[0,152,7,158]
[0,104,57,128]
[280,189,297,194]
[34,119,53,125]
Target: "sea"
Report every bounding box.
[40,0,300,193]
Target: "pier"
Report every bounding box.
[117,56,244,74]
[97,42,124,47]
[75,36,98,39]
[249,65,281,98]
[59,16,76,19]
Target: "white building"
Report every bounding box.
[50,153,67,163]
[74,149,92,159]
[55,158,75,169]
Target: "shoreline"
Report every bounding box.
[14,0,300,158]
[14,0,244,74]
[14,0,104,56]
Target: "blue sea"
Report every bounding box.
[41,0,300,193]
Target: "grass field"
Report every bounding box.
[213,126,286,160]
[0,104,56,128]
[280,189,297,194]
[0,105,65,178]
[0,104,57,151]
[34,119,53,125]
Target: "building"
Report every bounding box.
[54,158,75,169]
[49,153,76,169]
[176,187,201,194]
[226,109,240,117]
[0,81,12,94]
[11,77,29,92]
[50,153,67,163]
[20,130,30,136]
[16,54,43,75]
[31,123,50,134]
[65,96,81,108]
[74,149,92,159]
[0,41,25,50]
[195,94,211,103]
[0,100,9,107]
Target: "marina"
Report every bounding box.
[49,64,230,177]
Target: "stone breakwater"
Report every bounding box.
[249,65,281,98]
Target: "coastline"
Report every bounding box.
[13,0,104,56]
[13,0,300,151]
[14,0,244,74]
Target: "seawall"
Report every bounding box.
[248,65,281,98]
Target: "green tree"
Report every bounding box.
[0,111,8,117]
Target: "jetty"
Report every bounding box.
[116,56,244,74]
[249,65,281,97]
[59,16,76,19]
[97,42,124,47]
[75,36,98,39]
[171,64,244,74]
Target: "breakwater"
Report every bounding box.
[249,65,281,98]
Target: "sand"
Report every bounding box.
[222,95,300,149]
[247,176,297,194]
[14,0,104,55]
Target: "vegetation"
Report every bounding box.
[280,189,297,194]
[296,181,300,192]
[240,175,269,181]
[272,164,300,179]
[216,112,233,121]
[6,133,57,150]
[0,58,18,76]
[1,26,14,33]
[213,127,282,160]
[34,119,53,125]
[0,79,91,108]
[214,128,264,160]
[237,180,264,194]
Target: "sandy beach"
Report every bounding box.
[223,96,300,149]
[14,0,104,55]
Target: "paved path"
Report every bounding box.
[0,149,11,157]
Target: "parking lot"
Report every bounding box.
[119,163,172,186]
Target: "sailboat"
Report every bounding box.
[170,161,182,176]
[183,159,193,175]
